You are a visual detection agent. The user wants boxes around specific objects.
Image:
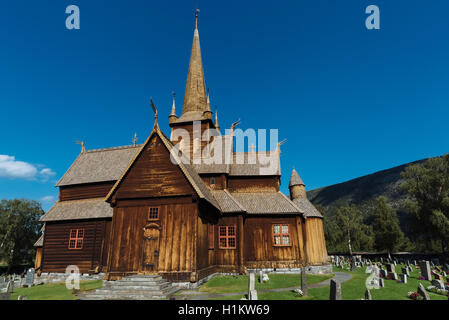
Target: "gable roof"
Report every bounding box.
[40,198,113,222]
[105,124,220,211]
[292,198,323,218]
[56,145,142,186]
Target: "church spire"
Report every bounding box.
[169,91,178,124]
[180,9,211,120]
[214,106,220,132]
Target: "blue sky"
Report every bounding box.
[1,0,448,211]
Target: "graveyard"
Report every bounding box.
[1,257,449,300]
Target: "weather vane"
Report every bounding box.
[132,133,138,146]
[75,140,85,154]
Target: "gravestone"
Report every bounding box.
[329,279,341,300]
[25,268,35,287]
[6,281,13,294]
[365,289,372,300]
[380,269,388,278]
[378,278,384,288]
[400,274,408,284]
[402,268,409,276]
[418,283,430,300]
[420,261,432,280]
[301,268,308,297]
[249,272,255,292]
[431,279,445,290]
[18,295,28,300]
[249,290,258,300]
[434,273,444,282]
[259,270,263,283]
[386,264,394,273]
[442,271,447,277]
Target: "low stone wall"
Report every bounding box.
[247,265,333,275]
[32,273,105,285]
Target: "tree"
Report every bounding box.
[332,204,374,253]
[372,196,404,253]
[401,154,449,253]
[0,199,43,271]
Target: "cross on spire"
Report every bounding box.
[132,133,138,146]
[195,8,200,30]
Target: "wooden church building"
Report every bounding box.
[36,13,329,283]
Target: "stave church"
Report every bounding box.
[34,12,329,283]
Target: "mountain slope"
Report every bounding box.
[306,158,428,218]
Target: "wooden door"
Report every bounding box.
[142,223,161,273]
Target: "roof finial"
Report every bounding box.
[170,91,177,116]
[195,8,200,30]
[132,133,138,146]
[150,97,158,128]
[76,140,86,154]
[214,105,220,132]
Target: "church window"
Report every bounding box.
[272,224,290,246]
[68,228,84,250]
[218,225,236,249]
[148,207,159,220]
[208,224,214,249]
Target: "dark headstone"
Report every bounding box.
[379,278,384,288]
[418,283,430,300]
[301,268,308,297]
[365,289,372,300]
[420,261,432,280]
[330,279,341,300]
[25,268,35,287]
[431,279,445,290]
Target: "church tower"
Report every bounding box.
[169,10,218,161]
[289,168,306,200]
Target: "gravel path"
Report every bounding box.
[172,271,352,300]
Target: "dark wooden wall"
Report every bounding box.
[228,177,280,193]
[115,135,194,200]
[106,199,199,281]
[41,219,111,273]
[243,216,303,269]
[59,181,115,201]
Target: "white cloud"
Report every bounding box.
[39,168,56,182]
[0,155,37,179]
[0,155,56,182]
[40,195,56,203]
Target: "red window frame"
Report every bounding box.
[68,229,84,250]
[208,224,214,249]
[148,207,159,220]
[218,225,236,249]
[272,224,291,247]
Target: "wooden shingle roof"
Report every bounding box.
[34,234,44,247]
[292,198,323,218]
[56,145,141,186]
[227,192,302,215]
[40,198,113,222]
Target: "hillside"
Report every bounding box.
[306,158,429,221]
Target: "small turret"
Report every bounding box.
[289,167,306,200]
[169,91,178,124]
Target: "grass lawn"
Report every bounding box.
[210,264,449,300]
[195,273,333,295]
[9,280,103,300]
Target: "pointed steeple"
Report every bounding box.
[169,91,178,124]
[289,167,305,187]
[289,167,306,200]
[180,9,211,121]
[214,106,220,133]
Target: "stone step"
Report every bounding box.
[79,294,167,300]
[110,279,167,286]
[103,283,171,291]
[121,275,163,281]
[93,288,168,296]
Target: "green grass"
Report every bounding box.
[9,280,103,300]
[208,264,449,300]
[196,273,333,295]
